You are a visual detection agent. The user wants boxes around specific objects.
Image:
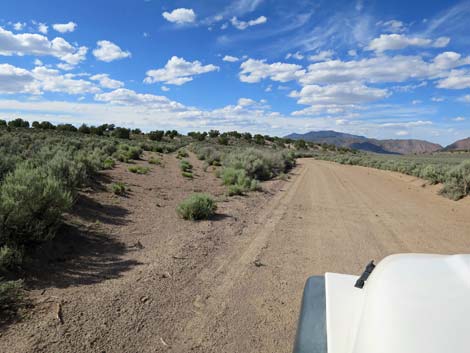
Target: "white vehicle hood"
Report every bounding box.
[326,254,470,353]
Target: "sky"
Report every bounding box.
[0,0,470,145]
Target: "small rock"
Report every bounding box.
[140,296,150,303]
[254,259,266,267]
[161,272,172,279]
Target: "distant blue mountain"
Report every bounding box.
[285,130,442,154]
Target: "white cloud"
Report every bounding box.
[31,66,100,95]
[348,49,357,57]
[13,22,26,31]
[431,97,444,102]
[93,40,131,62]
[299,52,470,86]
[286,52,304,60]
[412,99,422,105]
[223,55,239,62]
[380,120,433,128]
[0,26,87,66]
[144,56,219,85]
[161,86,170,92]
[239,58,305,83]
[308,50,334,62]
[52,22,77,33]
[0,63,35,94]
[396,130,409,136]
[378,20,406,33]
[0,63,103,95]
[38,23,48,34]
[162,8,196,24]
[230,16,267,30]
[367,34,450,52]
[290,83,389,106]
[238,98,257,106]
[95,88,182,108]
[437,69,470,89]
[453,116,465,121]
[458,95,470,103]
[90,74,124,89]
[433,36,451,48]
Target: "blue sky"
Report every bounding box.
[0,0,469,145]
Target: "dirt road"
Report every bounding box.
[2,158,470,353]
[180,159,470,353]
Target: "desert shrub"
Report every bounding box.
[0,154,19,182]
[112,127,131,139]
[111,182,127,195]
[180,160,193,173]
[176,193,217,220]
[220,167,261,195]
[253,134,265,145]
[221,167,250,188]
[177,149,189,159]
[165,130,179,139]
[0,120,6,127]
[294,139,307,150]
[78,124,91,134]
[208,130,220,138]
[0,246,23,272]
[218,135,229,145]
[45,150,88,191]
[128,165,150,174]
[8,118,29,128]
[223,148,289,181]
[182,171,193,178]
[0,162,73,251]
[250,179,261,191]
[56,124,77,132]
[148,130,164,141]
[419,165,445,184]
[0,279,23,319]
[227,184,245,196]
[148,157,162,165]
[103,157,116,169]
[114,145,141,162]
[440,161,470,200]
[188,131,207,141]
[195,146,222,166]
[75,149,105,178]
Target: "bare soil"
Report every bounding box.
[1,158,470,353]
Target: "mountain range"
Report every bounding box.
[285,131,470,154]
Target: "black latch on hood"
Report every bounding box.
[355,260,376,289]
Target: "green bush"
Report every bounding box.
[440,161,470,200]
[218,135,229,145]
[176,193,217,220]
[128,165,150,174]
[148,157,162,165]
[195,146,222,166]
[180,160,193,173]
[223,148,291,181]
[0,246,23,272]
[221,167,250,188]
[182,171,193,178]
[0,279,23,319]
[0,162,73,250]
[111,182,127,195]
[227,184,245,196]
[103,157,116,169]
[148,130,164,141]
[177,149,189,159]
